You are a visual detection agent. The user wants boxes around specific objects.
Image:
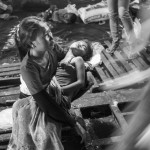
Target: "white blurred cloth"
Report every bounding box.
[0,108,12,130]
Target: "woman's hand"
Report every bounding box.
[75,121,87,143]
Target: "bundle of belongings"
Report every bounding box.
[77,1,109,24]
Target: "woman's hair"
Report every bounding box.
[15,16,47,61]
[71,39,92,61]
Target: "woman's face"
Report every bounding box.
[31,22,54,56]
[70,41,88,56]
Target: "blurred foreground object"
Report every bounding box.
[0,0,18,20]
[111,80,150,150]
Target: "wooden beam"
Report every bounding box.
[92,136,121,146]
[104,40,133,72]
[110,104,128,133]
[0,77,20,86]
[0,90,19,97]
[103,50,125,75]
[0,70,20,77]
[101,52,119,78]
[94,66,109,83]
[0,66,20,73]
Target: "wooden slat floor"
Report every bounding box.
[0,38,149,149]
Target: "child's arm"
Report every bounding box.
[60,56,85,95]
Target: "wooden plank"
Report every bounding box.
[74,109,95,150]
[136,56,149,70]
[0,70,20,77]
[122,111,134,116]
[0,135,121,150]
[0,99,17,106]
[92,136,121,146]
[94,66,109,83]
[140,48,150,63]
[98,68,148,91]
[0,128,11,134]
[114,51,133,72]
[101,52,119,78]
[0,85,19,90]
[110,104,128,133]
[0,62,20,69]
[121,45,143,70]
[0,66,20,73]
[104,40,133,72]
[0,145,7,150]
[0,77,19,81]
[103,50,125,75]
[0,133,10,143]
[119,42,140,70]
[0,77,20,86]
[0,90,19,97]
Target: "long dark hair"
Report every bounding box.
[15,16,46,61]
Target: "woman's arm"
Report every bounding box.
[33,89,76,126]
[60,56,85,95]
[54,42,68,61]
[21,65,76,127]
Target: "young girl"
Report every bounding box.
[56,39,104,108]
[7,16,86,150]
[55,40,93,108]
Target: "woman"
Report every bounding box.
[7,16,86,150]
[106,0,139,59]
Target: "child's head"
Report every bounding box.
[62,13,77,24]
[15,16,53,61]
[58,9,77,24]
[70,40,92,61]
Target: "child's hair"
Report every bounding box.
[67,13,77,24]
[71,39,92,61]
[15,16,49,61]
